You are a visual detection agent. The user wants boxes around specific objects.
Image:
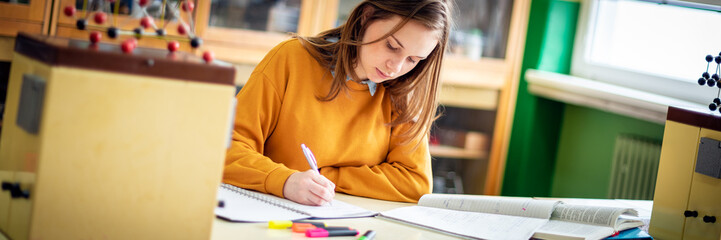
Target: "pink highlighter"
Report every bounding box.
[305,228,359,238]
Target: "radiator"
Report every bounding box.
[607,135,662,200]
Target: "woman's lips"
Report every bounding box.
[376,68,389,79]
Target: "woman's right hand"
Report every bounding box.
[283,170,336,206]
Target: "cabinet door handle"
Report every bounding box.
[703,216,716,223]
[684,210,699,217]
[1,181,13,191]
[1,181,31,199]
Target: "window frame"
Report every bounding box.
[570,0,718,105]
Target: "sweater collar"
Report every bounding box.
[359,80,377,96]
[330,70,377,96]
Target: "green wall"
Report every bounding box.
[502,0,666,198]
[551,106,664,198]
[502,0,577,197]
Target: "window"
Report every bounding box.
[209,0,301,33]
[572,0,721,105]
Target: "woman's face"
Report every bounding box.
[355,15,439,84]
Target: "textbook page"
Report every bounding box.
[418,194,560,219]
[380,206,548,240]
[533,220,614,240]
[215,184,377,222]
[550,204,641,228]
[533,197,652,232]
[533,204,644,240]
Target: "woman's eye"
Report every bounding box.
[407,57,417,64]
[386,41,398,51]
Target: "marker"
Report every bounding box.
[306,228,359,238]
[268,220,293,229]
[358,230,376,240]
[292,223,317,233]
[291,223,351,233]
[268,220,325,229]
[295,220,326,228]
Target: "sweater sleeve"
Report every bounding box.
[320,123,433,203]
[222,69,297,198]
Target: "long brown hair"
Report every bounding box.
[297,0,452,145]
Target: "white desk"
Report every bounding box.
[210,195,655,240]
[0,194,653,240]
[0,194,456,240]
[210,194,460,240]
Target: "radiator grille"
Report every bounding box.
[608,135,662,200]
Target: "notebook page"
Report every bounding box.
[380,206,547,240]
[215,184,376,221]
[214,186,310,222]
[291,199,377,218]
[232,188,377,218]
[418,194,559,219]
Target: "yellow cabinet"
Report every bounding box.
[0,33,236,240]
[649,106,721,239]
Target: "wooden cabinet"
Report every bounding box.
[0,0,52,60]
[195,0,331,64]
[436,0,529,195]
[0,0,51,36]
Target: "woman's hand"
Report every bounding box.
[283,170,336,206]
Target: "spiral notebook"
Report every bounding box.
[215,183,377,222]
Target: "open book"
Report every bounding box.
[534,204,645,240]
[215,183,377,222]
[378,194,644,240]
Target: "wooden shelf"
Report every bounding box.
[441,55,507,90]
[438,84,498,110]
[429,145,487,160]
[0,36,14,61]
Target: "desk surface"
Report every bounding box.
[0,194,653,240]
[210,194,654,240]
[211,193,458,240]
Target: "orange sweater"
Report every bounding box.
[223,39,432,202]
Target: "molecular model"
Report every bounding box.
[700,54,721,113]
[63,0,214,63]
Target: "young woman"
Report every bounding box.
[223,0,452,205]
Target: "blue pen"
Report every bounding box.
[301,144,319,173]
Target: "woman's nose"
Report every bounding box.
[386,58,403,77]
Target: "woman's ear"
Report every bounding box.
[359,5,375,27]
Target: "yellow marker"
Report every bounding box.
[268,220,293,229]
[268,220,327,229]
